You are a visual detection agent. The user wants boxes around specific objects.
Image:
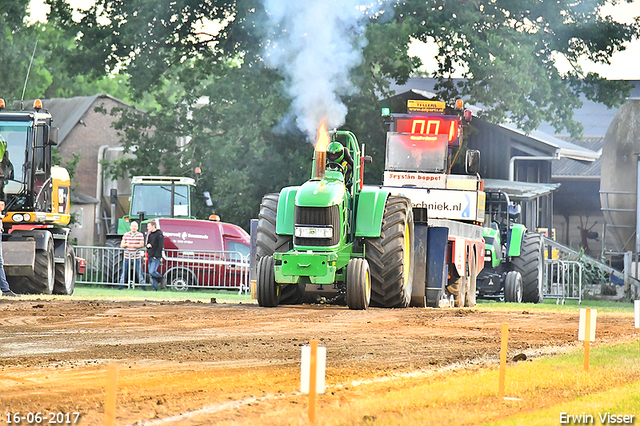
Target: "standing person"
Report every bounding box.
[146,220,164,291]
[0,201,18,297]
[119,220,145,288]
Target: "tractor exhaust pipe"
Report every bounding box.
[314,150,326,180]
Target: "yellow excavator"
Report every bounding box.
[0,98,76,294]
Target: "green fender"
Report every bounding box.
[275,186,299,235]
[355,187,390,238]
[507,223,527,257]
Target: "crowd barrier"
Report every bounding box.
[75,246,250,293]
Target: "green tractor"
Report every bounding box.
[476,191,545,303]
[255,126,414,309]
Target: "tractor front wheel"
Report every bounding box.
[346,258,371,310]
[256,255,279,307]
[10,243,55,294]
[504,270,523,303]
[365,196,414,308]
[53,244,76,295]
[256,193,302,304]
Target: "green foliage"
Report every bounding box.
[0,2,136,104]
[37,0,640,227]
[101,62,312,228]
[575,248,609,286]
[396,0,639,138]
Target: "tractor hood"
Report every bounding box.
[296,173,346,207]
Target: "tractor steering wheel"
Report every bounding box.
[326,161,345,174]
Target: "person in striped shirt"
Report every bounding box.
[119,221,145,287]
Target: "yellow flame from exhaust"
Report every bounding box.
[315,119,330,152]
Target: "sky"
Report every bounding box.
[29,0,640,80]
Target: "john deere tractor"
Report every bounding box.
[255,124,414,309]
[476,191,545,303]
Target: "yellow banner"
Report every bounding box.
[407,100,445,113]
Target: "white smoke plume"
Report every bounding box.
[261,0,381,139]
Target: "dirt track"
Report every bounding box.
[0,297,635,425]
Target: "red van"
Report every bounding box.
[155,218,250,291]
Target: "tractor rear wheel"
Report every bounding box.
[346,258,371,310]
[257,255,279,307]
[104,237,123,283]
[53,244,75,295]
[504,270,523,303]
[256,193,302,304]
[10,242,55,294]
[365,196,414,308]
[512,232,544,303]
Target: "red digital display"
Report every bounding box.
[395,117,460,143]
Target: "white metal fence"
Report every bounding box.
[544,258,582,303]
[75,246,250,293]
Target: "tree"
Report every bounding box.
[0,0,51,102]
[0,1,135,105]
[49,0,640,226]
[102,61,312,227]
[396,0,640,137]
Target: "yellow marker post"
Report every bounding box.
[105,364,118,426]
[584,308,591,371]
[498,323,508,399]
[309,340,318,424]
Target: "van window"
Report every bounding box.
[227,241,250,261]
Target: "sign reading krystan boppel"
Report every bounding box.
[387,186,485,222]
[383,171,447,188]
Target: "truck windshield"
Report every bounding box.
[0,123,29,193]
[385,133,448,173]
[130,184,190,217]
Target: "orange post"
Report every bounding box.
[584,308,591,371]
[498,323,508,399]
[308,340,318,424]
[105,364,118,426]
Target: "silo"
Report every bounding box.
[600,98,640,252]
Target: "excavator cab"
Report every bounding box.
[0,99,75,295]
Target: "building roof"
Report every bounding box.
[552,136,603,179]
[40,94,130,145]
[483,179,560,201]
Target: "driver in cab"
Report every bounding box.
[326,141,354,189]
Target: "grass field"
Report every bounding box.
[72,284,638,312]
[72,283,252,302]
